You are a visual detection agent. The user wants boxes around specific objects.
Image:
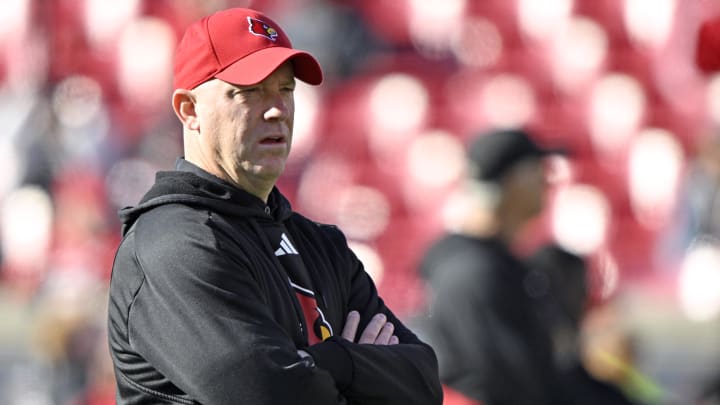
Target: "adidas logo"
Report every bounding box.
[274,233,299,256]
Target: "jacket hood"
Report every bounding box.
[118,159,293,235]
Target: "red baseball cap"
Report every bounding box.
[173,8,323,90]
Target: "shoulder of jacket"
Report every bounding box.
[136,202,209,228]
[288,213,345,240]
[288,212,338,230]
[129,204,220,255]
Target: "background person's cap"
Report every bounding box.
[173,8,323,90]
[467,128,563,182]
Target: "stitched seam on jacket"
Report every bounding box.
[117,369,198,405]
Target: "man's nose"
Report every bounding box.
[264,94,289,121]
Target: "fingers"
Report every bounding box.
[343,311,401,345]
[374,321,395,345]
[359,313,388,344]
[341,310,360,341]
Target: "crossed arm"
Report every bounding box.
[343,310,399,345]
[298,311,398,360]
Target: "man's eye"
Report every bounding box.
[231,87,258,97]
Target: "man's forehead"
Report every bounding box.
[264,61,296,82]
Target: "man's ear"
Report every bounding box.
[172,89,200,131]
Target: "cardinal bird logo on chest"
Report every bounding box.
[290,280,334,345]
[247,16,278,41]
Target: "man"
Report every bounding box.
[416,128,566,405]
[526,245,641,405]
[107,8,442,405]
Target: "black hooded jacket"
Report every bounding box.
[416,234,565,405]
[108,159,442,404]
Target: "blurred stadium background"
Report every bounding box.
[2,0,720,404]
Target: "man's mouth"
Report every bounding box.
[260,136,286,144]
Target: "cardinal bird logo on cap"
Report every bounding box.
[247,16,278,41]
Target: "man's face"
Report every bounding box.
[502,157,547,220]
[192,62,296,189]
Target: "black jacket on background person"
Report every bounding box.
[416,233,566,405]
[107,158,442,405]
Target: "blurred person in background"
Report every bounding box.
[415,128,567,405]
[579,302,664,405]
[682,134,720,240]
[526,244,642,405]
[658,133,720,268]
[107,7,441,405]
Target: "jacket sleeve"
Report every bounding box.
[125,213,346,405]
[304,228,443,405]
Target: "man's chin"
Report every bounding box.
[251,162,286,181]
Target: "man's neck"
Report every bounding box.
[181,156,274,203]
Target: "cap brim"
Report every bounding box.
[215,47,323,86]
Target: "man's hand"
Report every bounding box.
[341,311,399,345]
